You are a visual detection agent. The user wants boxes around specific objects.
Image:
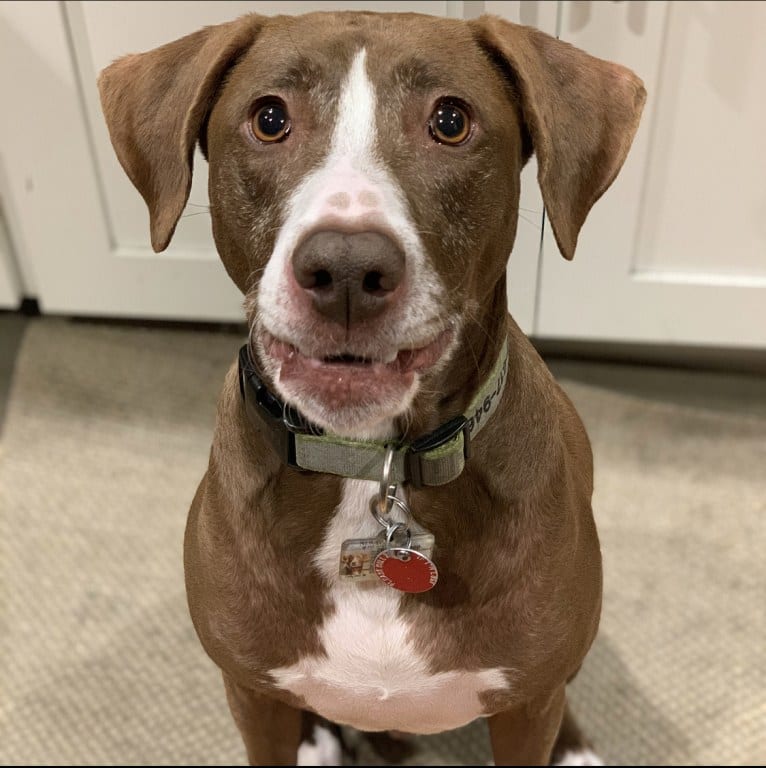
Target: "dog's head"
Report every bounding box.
[342,553,365,576]
[99,12,644,437]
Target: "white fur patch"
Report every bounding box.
[332,47,376,163]
[553,748,605,766]
[296,723,343,767]
[270,479,510,734]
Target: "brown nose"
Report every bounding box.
[292,230,405,326]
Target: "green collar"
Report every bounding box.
[238,339,508,488]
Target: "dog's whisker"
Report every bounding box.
[244,266,267,293]
[254,225,286,239]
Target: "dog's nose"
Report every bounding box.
[292,230,405,326]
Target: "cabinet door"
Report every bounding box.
[535,0,766,347]
[0,0,549,329]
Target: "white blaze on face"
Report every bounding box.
[257,47,444,361]
[329,47,377,179]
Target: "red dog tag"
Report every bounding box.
[374,548,438,593]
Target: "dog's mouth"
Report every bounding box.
[261,329,453,423]
[264,329,452,375]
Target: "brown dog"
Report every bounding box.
[99,10,644,766]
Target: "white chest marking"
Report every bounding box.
[269,479,509,734]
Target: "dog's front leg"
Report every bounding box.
[223,673,303,766]
[488,686,566,766]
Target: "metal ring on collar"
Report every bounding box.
[369,492,412,530]
[377,444,397,515]
[385,521,411,549]
[370,495,396,529]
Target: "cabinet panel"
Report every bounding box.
[634,1,766,278]
[536,1,766,347]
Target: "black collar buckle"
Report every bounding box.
[405,414,471,488]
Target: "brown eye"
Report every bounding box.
[429,101,471,145]
[251,100,290,142]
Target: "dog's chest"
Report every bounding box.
[269,480,508,733]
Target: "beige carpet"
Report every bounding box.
[0,318,763,765]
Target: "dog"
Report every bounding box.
[99,9,645,766]
[341,553,365,578]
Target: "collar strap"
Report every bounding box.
[238,339,508,488]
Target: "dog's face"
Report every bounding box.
[341,554,365,577]
[99,12,645,437]
[209,15,524,436]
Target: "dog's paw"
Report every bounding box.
[552,748,605,766]
[297,722,345,766]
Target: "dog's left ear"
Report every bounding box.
[98,14,265,252]
[469,16,646,260]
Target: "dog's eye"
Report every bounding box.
[251,100,290,143]
[429,101,471,145]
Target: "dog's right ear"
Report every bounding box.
[469,15,646,261]
[98,14,265,252]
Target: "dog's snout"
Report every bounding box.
[292,230,405,326]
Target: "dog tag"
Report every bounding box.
[339,529,435,583]
[339,536,383,581]
[374,547,439,593]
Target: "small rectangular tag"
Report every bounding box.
[339,535,384,582]
[339,528,435,582]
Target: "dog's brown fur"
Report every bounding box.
[99,11,645,765]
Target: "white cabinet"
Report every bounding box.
[536,1,766,347]
[0,0,550,333]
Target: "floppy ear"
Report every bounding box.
[98,14,265,252]
[469,16,646,260]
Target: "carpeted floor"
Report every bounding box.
[0,317,763,765]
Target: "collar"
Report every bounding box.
[238,338,508,488]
